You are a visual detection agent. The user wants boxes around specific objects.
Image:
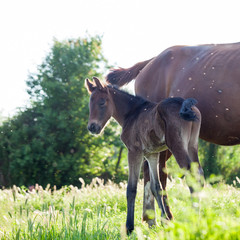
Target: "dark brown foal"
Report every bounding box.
[86,77,203,233]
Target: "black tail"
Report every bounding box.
[179,98,198,121]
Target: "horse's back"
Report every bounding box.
[135,42,240,145]
[136,43,240,100]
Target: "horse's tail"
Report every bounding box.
[106,58,154,87]
[179,98,198,121]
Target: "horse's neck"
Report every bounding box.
[109,88,134,126]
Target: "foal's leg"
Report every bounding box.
[167,144,195,192]
[142,160,156,227]
[159,150,174,220]
[126,151,143,233]
[146,153,168,220]
[165,122,203,192]
[188,121,204,187]
[142,150,173,225]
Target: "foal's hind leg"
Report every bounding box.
[165,121,203,192]
[164,123,192,175]
[187,120,204,187]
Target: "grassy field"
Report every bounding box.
[0,177,240,239]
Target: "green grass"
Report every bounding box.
[0,178,240,239]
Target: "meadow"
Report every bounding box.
[0,177,240,240]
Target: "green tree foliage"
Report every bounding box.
[0,37,127,188]
[198,140,240,186]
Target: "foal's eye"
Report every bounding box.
[99,99,106,107]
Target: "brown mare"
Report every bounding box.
[85,77,203,233]
[106,42,240,224]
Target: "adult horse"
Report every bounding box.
[106,42,240,224]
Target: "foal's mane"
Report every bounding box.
[107,85,155,123]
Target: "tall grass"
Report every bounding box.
[0,177,240,239]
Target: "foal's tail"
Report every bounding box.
[106,58,154,87]
[180,98,198,121]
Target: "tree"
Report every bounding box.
[0,36,127,188]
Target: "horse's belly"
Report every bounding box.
[199,115,240,145]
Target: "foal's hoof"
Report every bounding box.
[147,219,156,228]
[142,216,156,228]
[126,227,134,235]
[142,210,156,227]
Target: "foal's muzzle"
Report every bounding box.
[88,122,101,134]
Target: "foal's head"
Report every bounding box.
[85,77,114,134]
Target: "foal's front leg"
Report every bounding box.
[146,153,168,220]
[142,160,156,226]
[142,150,173,226]
[159,151,174,220]
[126,150,143,233]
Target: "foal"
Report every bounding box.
[85,77,203,233]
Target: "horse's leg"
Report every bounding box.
[142,160,156,227]
[159,150,174,220]
[126,150,143,234]
[146,153,169,220]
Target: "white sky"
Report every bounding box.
[0,0,240,117]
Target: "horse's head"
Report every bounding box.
[85,77,113,134]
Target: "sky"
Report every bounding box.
[0,0,240,117]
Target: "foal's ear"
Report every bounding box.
[85,78,95,94]
[93,77,104,90]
